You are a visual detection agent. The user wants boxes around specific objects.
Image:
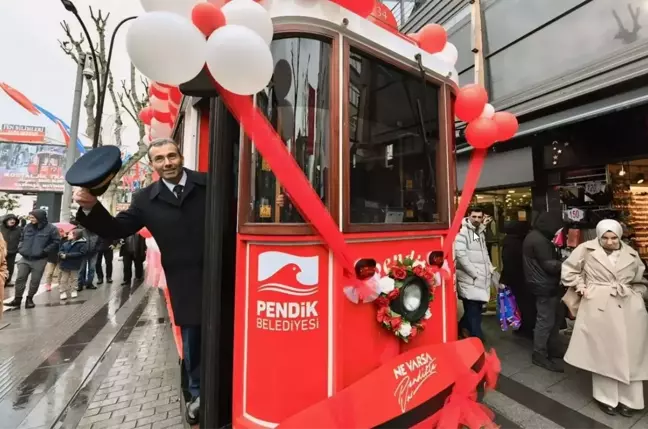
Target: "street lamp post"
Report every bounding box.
[60,0,136,149]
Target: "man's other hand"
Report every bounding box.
[74,188,98,210]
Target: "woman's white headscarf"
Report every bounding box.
[596,219,623,241]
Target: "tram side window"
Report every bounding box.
[248,37,332,223]
[348,50,441,224]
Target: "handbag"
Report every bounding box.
[562,287,581,319]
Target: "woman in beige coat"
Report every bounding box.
[562,219,648,417]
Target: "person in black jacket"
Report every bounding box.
[501,221,534,338]
[58,229,87,300]
[1,214,22,287]
[6,209,60,309]
[95,237,116,285]
[78,228,100,291]
[74,138,205,424]
[120,233,147,285]
[522,211,564,372]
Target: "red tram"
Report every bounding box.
[135,1,509,427]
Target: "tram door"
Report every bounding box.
[201,97,240,429]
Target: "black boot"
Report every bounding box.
[25,297,35,309]
[617,404,634,417]
[107,278,113,284]
[5,297,21,307]
[96,278,104,285]
[121,279,131,286]
[86,284,97,290]
[597,401,616,415]
[532,352,564,373]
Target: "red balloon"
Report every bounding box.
[455,84,488,122]
[465,118,499,149]
[153,109,172,124]
[492,111,519,141]
[149,84,169,100]
[417,24,447,54]
[168,87,182,105]
[138,107,154,126]
[330,0,373,18]
[191,2,226,37]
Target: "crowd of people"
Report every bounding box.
[455,207,648,417]
[0,209,148,306]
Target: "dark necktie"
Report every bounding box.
[173,184,184,199]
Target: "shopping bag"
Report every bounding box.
[497,285,521,331]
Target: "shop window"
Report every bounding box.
[248,37,331,223]
[348,49,441,225]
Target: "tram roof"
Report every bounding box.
[269,0,459,87]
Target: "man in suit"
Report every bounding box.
[74,138,205,425]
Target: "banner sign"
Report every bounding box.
[0,142,65,192]
[0,124,46,143]
[277,338,486,429]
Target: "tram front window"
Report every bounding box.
[348,50,441,225]
[249,36,332,223]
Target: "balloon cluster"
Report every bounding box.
[137,82,183,142]
[408,24,458,66]
[455,84,519,150]
[127,0,276,97]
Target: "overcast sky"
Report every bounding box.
[0,0,145,151]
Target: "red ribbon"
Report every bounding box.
[214,82,368,294]
[430,349,501,429]
[442,148,487,256]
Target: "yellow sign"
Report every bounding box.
[259,205,272,218]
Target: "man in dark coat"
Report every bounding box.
[1,213,22,287]
[78,228,100,290]
[522,211,564,373]
[74,138,205,424]
[120,233,147,285]
[95,237,116,285]
[6,209,60,308]
[501,221,533,338]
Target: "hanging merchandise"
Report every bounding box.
[496,286,521,332]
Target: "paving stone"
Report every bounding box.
[115,391,147,403]
[78,411,112,426]
[123,408,156,423]
[88,397,119,410]
[90,415,126,429]
[99,400,131,414]
[102,421,137,429]
[151,415,183,429]
[130,394,160,407]
[141,397,171,410]
[111,403,144,418]
[135,412,168,426]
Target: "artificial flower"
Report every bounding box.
[378,276,396,294]
[391,266,407,280]
[398,321,412,337]
[425,309,432,320]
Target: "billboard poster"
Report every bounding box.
[0,124,46,144]
[0,142,65,192]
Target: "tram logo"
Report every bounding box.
[257,251,319,296]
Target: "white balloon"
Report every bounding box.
[480,103,495,119]
[150,119,173,138]
[150,96,170,112]
[206,25,274,96]
[139,0,198,17]
[221,0,274,45]
[126,12,207,86]
[439,42,458,66]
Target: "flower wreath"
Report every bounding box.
[375,258,438,342]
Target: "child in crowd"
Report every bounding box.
[58,229,87,300]
[43,228,66,292]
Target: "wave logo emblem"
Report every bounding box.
[257,251,319,296]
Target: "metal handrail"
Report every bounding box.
[389,0,418,28]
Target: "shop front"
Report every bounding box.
[529,103,648,263]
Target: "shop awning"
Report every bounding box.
[457,85,648,154]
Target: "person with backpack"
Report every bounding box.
[78,228,100,291]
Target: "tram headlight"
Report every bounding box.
[428,250,444,268]
[355,258,377,280]
[390,275,430,323]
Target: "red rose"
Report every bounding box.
[410,326,418,338]
[413,266,424,277]
[392,267,407,280]
[375,296,390,308]
[376,306,388,323]
[387,288,400,301]
[389,316,402,330]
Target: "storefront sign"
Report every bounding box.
[0,124,46,143]
[245,244,329,424]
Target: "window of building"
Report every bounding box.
[348,49,441,225]
[247,36,332,223]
